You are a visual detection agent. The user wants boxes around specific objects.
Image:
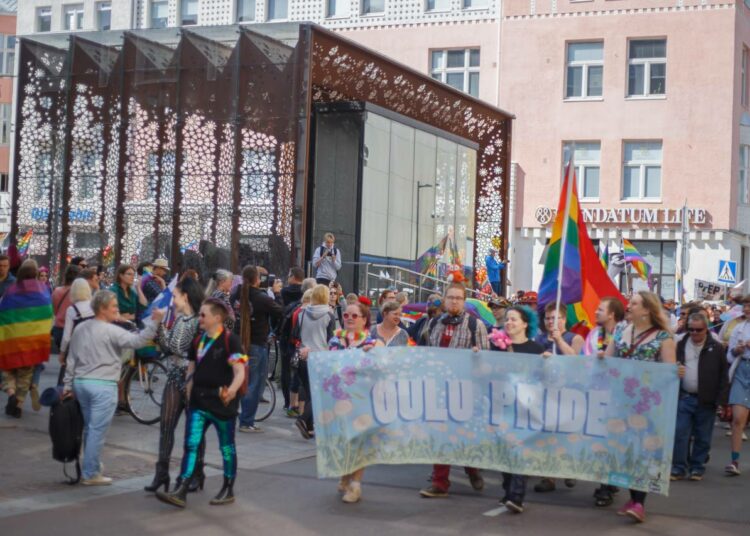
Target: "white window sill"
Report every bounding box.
[564,97,604,102]
[425,9,451,14]
[266,18,289,22]
[579,198,600,203]
[620,199,663,204]
[625,95,666,101]
[360,12,386,17]
[326,14,352,20]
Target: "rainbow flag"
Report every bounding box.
[0,280,53,369]
[17,229,33,257]
[622,239,652,281]
[415,235,448,277]
[538,163,583,309]
[538,163,626,329]
[600,243,609,271]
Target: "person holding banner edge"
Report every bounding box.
[601,291,676,523]
[419,282,489,500]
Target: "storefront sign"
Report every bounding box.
[310,347,678,495]
[30,207,95,223]
[534,207,707,227]
[694,279,724,301]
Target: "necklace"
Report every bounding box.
[336,329,367,347]
[597,327,613,351]
[197,329,223,361]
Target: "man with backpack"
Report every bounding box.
[419,283,489,499]
[311,233,342,286]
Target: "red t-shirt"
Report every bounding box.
[439,324,455,348]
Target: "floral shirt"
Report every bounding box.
[612,323,670,362]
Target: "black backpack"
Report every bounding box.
[49,397,84,484]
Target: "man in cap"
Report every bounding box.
[143,258,169,303]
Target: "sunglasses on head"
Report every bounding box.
[343,312,362,320]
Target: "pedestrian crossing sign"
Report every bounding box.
[718,260,737,285]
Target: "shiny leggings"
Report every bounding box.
[181,408,237,480]
[156,373,205,476]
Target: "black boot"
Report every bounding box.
[144,464,170,493]
[5,395,21,418]
[209,477,235,505]
[155,479,190,508]
[188,469,205,492]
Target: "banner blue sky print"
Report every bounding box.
[308,347,679,495]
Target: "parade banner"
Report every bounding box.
[309,347,679,495]
[694,279,724,301]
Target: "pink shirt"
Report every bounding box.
[52,285,73,328]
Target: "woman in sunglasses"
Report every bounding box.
[327,300,383,503]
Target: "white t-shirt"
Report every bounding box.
[682,338,703,394]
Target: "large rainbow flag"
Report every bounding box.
[538,163,626,330]
[17,229,33,257]
[0,279,53,370]
[622,239,652,281]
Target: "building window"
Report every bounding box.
[75,232,104,249]
[362,0,385,15]
[743,47,749,107]
[64,4,85,31]
[267,0,288,20]
[237,0,256,21]
[426,0,450,10]
[563,142,600,201]
[0,34,15,76]
[181,0,199,26]
[0,104,11,146]
[622,141,662,201]
[36,152,52,200]
[151,0,169,28]
[628,39,666,97]
[430,49,480,98]
[624,240,676,300]
[327,0,350,17]
[463,0,489,8]
[0,173,8,193]
[96,2,112,31]
[740,145,750,205]
[37,7,53,32]
[565,42,603,99]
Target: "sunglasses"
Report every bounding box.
[687,328,706,333]
[343,313,363,320]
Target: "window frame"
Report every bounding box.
[425,0,451,12]
[462,0,489,9]
[63,3,85,32]
[96,1,112,31]
[327,0,351,18]
[266,0,289,21]
[0,173,8,193]
[236,0,256,22]
[562,141,601,203]
[564,41,604,101]
[37,6,53,33]
[621,140,663,202]
[180,0,199,26]
[0,103,11,146]
[0,34,15,76]
[743,46,749,108]
[740,144,750,206]
[429,48,481,98]
[626,38,667,98]
[150,0,170,29]
[361,0,385,15]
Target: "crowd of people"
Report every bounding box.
[0,231,749,522]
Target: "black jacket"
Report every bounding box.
[676,336,729,407]
[281,284,302,307]
[247,287,283,345]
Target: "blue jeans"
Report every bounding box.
[672,393,716,476]
[73,380,118,479]
[239,344,268,427]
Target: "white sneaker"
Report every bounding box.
[81,474,112,486]
[342,482,362,503]
[724,431,748,440]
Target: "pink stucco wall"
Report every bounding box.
[338,22,501,107]
[499,5,737,230]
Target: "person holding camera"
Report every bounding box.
[311,233,342,286]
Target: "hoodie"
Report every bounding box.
[300,304,335,352]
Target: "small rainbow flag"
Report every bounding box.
[0,280,53,370]
[622,239,652,281]
[17,229,33,257]
[599,243,609,271]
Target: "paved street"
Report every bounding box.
[1,361,749,535]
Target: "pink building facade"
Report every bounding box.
[502,0,750,299]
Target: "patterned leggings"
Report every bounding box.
[157,371,205,475]
[181,408,237,480]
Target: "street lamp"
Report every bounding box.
[415,181,433,260]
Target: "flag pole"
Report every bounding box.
[553,157,576,354]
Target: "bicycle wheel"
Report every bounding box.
[254,378,277,422]
[267,340,279,381]
[125,359,168,425]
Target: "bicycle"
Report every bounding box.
[120,352,168,425]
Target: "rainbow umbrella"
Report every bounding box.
[465,298,496,328]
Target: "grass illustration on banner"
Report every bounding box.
[538,162,626,331]
[622,239,652,281]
